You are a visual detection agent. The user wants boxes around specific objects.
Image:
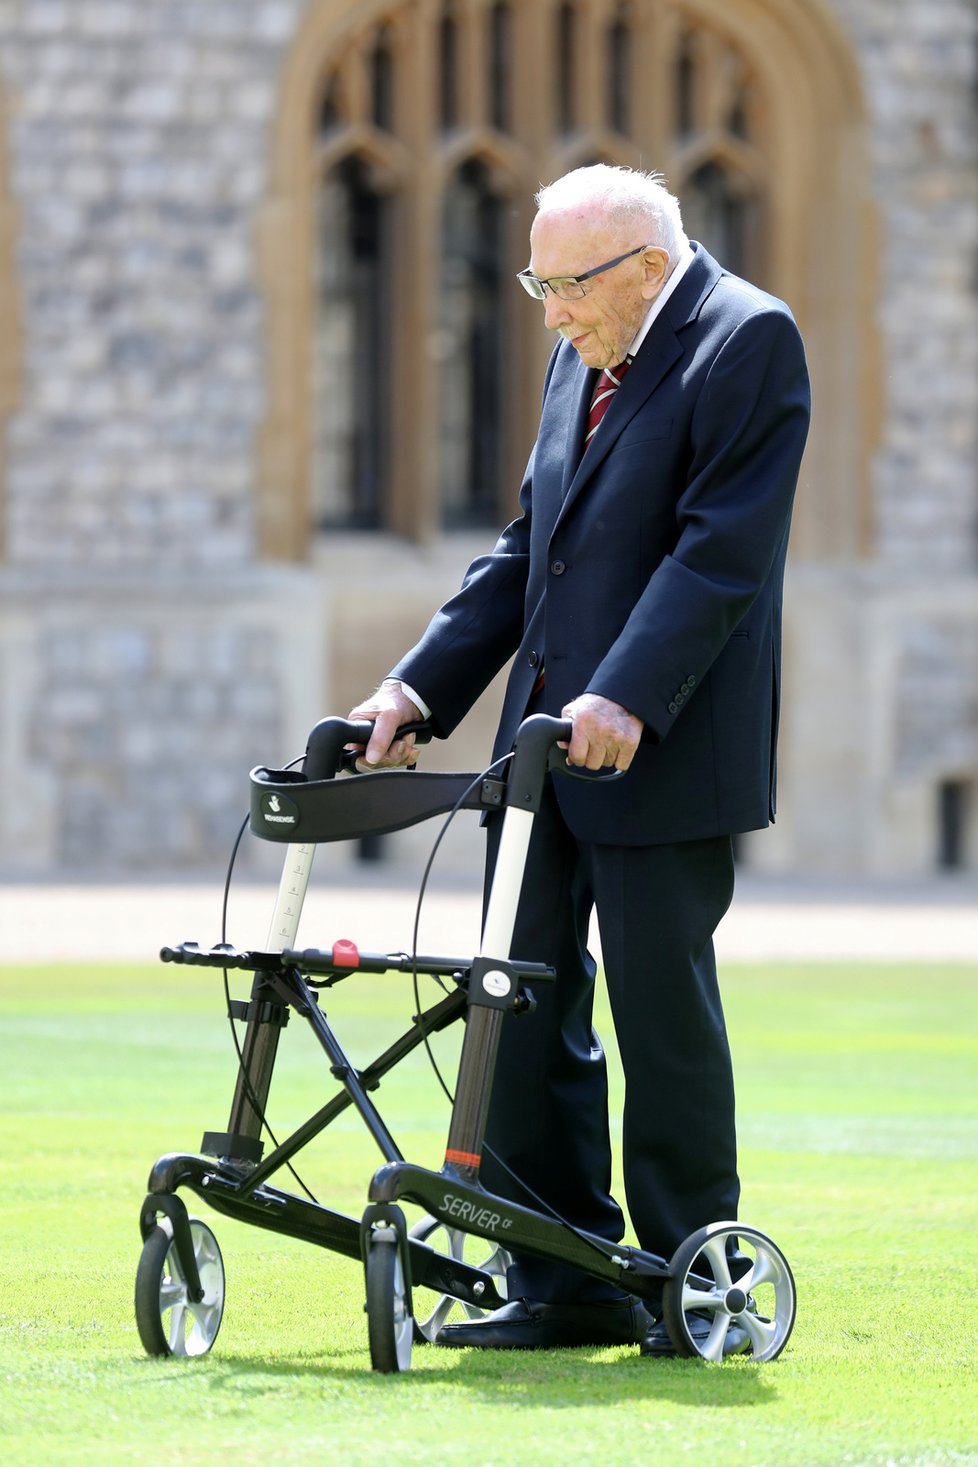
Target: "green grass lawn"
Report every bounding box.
[1,952,976,1466]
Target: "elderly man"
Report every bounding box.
[349,164,810,1357]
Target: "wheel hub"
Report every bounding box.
[724,1286,748,1316]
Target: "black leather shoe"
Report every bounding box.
[435,1295,652,1349]
[641,1310,750,1359]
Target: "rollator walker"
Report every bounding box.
[135,713,796,1370]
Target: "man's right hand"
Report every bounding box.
[346,681,424,771]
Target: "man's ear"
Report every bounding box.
[640,247,671,301]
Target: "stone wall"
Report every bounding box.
[0,0,975,876]
[0,2,311,874]
[0,562,328,874]
[0,0,304,566]
[813,0,978,871]
[833,0,978,577]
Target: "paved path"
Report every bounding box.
[0,871,974,964]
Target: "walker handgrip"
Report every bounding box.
[506,715,574,813]
[335,717,434,774]
[303,717,433,782]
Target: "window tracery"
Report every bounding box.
[279,2,782,542]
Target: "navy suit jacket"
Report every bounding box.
[391,243,811,845]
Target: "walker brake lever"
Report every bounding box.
[547,747,626,782]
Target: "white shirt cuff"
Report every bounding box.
[383,678,431,722]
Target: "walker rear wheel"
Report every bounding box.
[134,1216,225,1358]
[365,1227,414,1373]
[408,1214,512,1342]
[662,1221,796,1363]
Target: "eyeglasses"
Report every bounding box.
[516,243,651,302]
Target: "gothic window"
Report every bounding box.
[606,5,630,136]
[675,31,697,139]
[489,2,511,134]
[371,27,395,132]
[268,2,785,555]
[682,160,757,278]
[312,156,391,529]
[557,4,577,136]
[671,25,766,280]
[319,73,343,135]
[439,160,506,529]
[938,780,971,869]
[439,4,459,132]
[729,88,750,141]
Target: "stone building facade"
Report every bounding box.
[0,0,975,879]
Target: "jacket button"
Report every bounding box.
[668,700,678,714]
[680,682,690,695]
[550,559,566,575]
[674,692,685,706]
[687,674,696,687]
[528,650,539,668]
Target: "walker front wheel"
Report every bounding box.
[134,1216,225,1358]
[408,1214,512,1342]
[365,1228,414,1373]
[663,1221,796,1363]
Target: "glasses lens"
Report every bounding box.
[517,271,546,300]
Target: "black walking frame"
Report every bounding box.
[135,713,796,1370]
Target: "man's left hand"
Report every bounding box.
[560,694,643,772]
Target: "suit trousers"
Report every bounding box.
[479,775,740,1305]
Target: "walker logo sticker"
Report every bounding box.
[260,791,299,827]
[481,968,512,999]
[441,1193,513,1233]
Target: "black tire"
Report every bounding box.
[663,1220,796,1363]
[365,1230,413,1373]
[134,1217,225,1358]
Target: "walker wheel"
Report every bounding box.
[365,1226,414,1373]
[134,1216,225,1358]
[408,1215,512,1342]
[662,1221,796,1363]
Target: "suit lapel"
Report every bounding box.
[553,329,682,530]
[532,347,594,519]
[553,244,724,529]
[561,355,597,500]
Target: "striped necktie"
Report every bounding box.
[583,357,632,451]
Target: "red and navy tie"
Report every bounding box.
[583,357,632,451]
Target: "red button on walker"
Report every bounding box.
[331,939,360,967]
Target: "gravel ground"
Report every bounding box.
[1,871,975,965]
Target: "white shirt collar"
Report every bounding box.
[627,243,696,360]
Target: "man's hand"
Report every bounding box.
[561,693,643,772]
[347,681,424,771]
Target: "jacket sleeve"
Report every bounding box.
[388,344,567,738]
[388,462,534,739]
[585,305,811,739]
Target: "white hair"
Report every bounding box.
[535,164,688,265]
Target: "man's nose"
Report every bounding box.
[543,288,572,330]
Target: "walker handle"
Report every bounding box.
[508,713,625,810]
[303,717,433,782]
